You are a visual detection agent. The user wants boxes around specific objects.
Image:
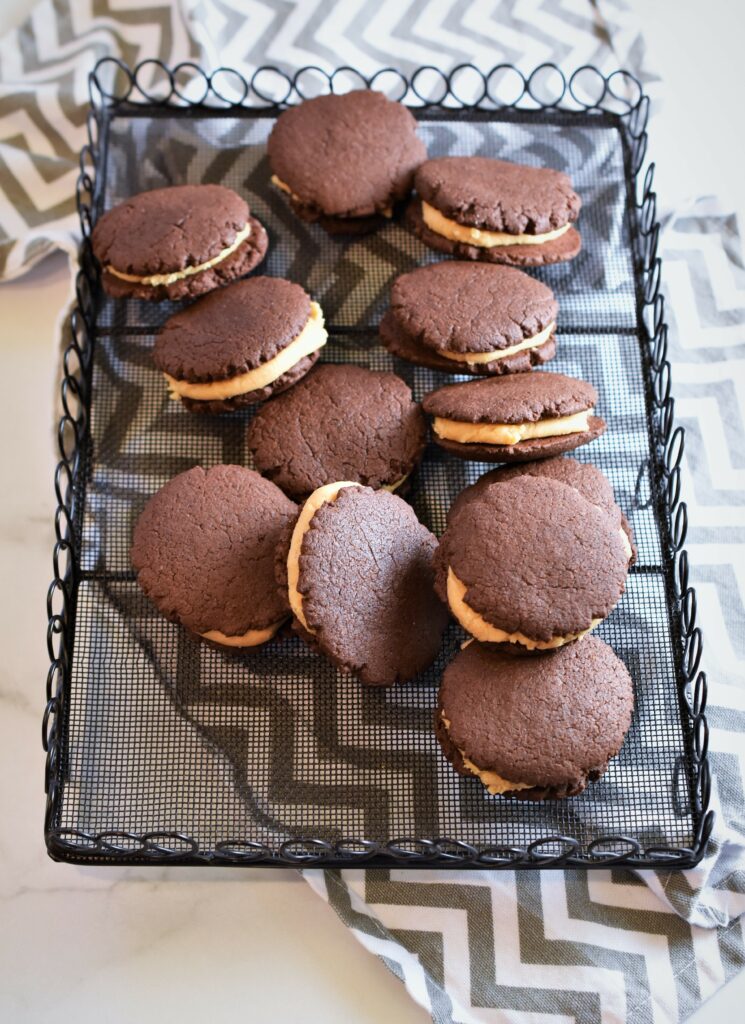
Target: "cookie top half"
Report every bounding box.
[286,483,449,685]
[438,638,634,797]
[435,475,628,649]
[416,156,581,234]
[268,90,426,218]
[247,364,426,500]
[131,466,296,644]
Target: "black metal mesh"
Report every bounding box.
[58,103,699,863]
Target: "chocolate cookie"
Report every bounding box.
[422,371,605,462]
[380,262,558,376]
[247,364,426,500]
[154,277,327,413]
[284,483,449,685]
[268,90,426,234]
[92,184,268,301]
[448,456,636,564]
[434,475,628,652]
[436,638,634,799]
[131,466,297,648]
[408,156,581,266]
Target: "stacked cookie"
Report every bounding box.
[92,87,636,798]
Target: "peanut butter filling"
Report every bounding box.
[433,409,590,446]
[438,322,555,366]
[164,303,327,402]
[200,620,283,648]
[440,713,530,794]
[287,482,357,632]
[422,201,571,249]
[446,566,600,650]
[106,222,253,286]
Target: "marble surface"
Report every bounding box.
[1,1,744,1021]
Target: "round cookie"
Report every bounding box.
[408,156,581,266]
[380,262,558,376]
[284,483,449,685]
[268,89,426,234]
[436,638,634,799]
[434,475,629,652]
[448,457,636,564]
[92,184,268,301]
[247,364,426,500]
[131,466,297,648]
[154,277,327,413]
[422,371,605,461]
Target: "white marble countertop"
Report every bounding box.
[1,1,744,1020]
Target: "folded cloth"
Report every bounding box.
[2,2,743,1022]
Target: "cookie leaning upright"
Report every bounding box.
[422,371,605,461]
[131,466,297,649]
[268,89,426,234]
[154,277,327,413]
[91,184,268,300]
[407,156,581,265]
[434,475,628,652]
[247,364,426,500]
[379,262,558,375]
[436,639,634,799]
[282,483,449,686]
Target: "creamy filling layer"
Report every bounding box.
[107,223,253,286]
[200,620,284,648]
[164,303,327,402]
[272,174,393,218]
[446,567,600,650]
[441,713,531,794]
[287,482,357,633]
[382,471,410,493]
[433,409,591,446]
[438,322,554,366]
[422,201,571,249]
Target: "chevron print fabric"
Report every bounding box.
[3,1,744,1022]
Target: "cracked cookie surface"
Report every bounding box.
[131,465,296,636]
[247,364,426,500]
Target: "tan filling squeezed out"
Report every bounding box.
[272,174,393,218]
[422,201,571,249]
[438,322,555,366]
[164,303,327,402]
[287,482,358,633]
[107,223,253,286]
[433,409,590,446]
[201,620,283,648]
[440,713,531,794]
[446,567,600,651]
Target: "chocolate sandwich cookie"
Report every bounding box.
[422,371,605,461]
[92,184,268,301]
[283,483,449,685]
[448,456,636,564]
[131,466,296,649]
[408,156,581,266]
[247,364,426,500]
[434,475,628,652]
[154,277,327,413]
[436,638,634,799]
[379,262,557,376]
[268,90,426,234]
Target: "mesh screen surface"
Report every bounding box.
[59,107,696,857]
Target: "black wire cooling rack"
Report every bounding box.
[43,59,713,869]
